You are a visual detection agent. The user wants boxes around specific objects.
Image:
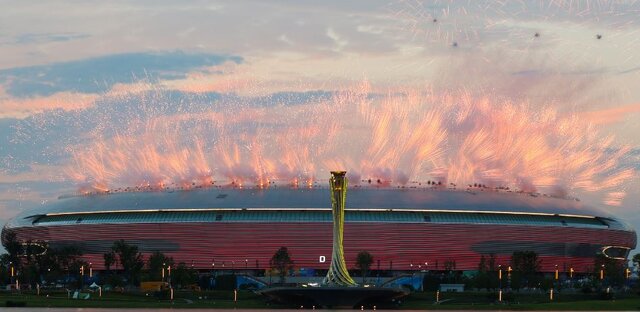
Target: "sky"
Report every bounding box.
[0,1,639,254]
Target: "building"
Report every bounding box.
[2,187,636,274]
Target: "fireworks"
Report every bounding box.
[2,1,637,210]
[62,83,634,206]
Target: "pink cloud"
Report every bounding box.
[578,103,640,125]
[0,89,98,118]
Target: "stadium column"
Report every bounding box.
[322,171,357,286]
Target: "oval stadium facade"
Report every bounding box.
[2,187,636,273]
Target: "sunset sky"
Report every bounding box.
[1,1,639,253]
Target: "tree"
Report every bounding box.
[104,251,116,273]
[39,244,83,289]
[147,251,174,281]
[478,255,487,272]
[473,255,490,290]
[270,247,294,284]
[22,240,50,288]
[487,254,497,272]
[355,251,373,283]
[172,262,198,288]
[632,253,640,270]
[511,251,541,288]
[110,240,145,286]
[444,259,456,271]
[594,254,624,287]
[1,231,23,272]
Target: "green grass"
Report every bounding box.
[1,290,269,309]
[400,291,640,310]
[2,289,639,310]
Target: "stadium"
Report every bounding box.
[1,186,636,275]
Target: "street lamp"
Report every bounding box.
[376,260,381,286]
[245,259,248,270]
[569,267,574,278]
[9,261,16,291]
[162,262,166,281]
[554,264,559,296]
[497,264,503,302]
[410,264,416,290]
[626,267,631,290]
[89,262,93,278]
[80,265,85,289]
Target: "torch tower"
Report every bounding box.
[323,171,357,286]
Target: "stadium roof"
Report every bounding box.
[4,187,633,231]
[15,187,609,216]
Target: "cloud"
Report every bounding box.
[326,28,349,52]
[0,85,342,177]
[578,103,640,125]
[0,51,242,97]
[0,91,98,119]
[2,32,90,45]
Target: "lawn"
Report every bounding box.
[1,290,269,309]
[400,291,640,310]
[2,289,640,310]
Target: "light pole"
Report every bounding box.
[211,260,216,290]
[569,267,574,279]
[600,264,605,289]
[9,261,14,289]
[418,264,423,291]
[554,264,559,296]
[425,262,429,292]
[376,260,381,286]
[625,267,631,291]
[498,264,503,302]
[162,262,166,282]
[410,263,415,290]
[498,264,503,289]
[80,265,85,290]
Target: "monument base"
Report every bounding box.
[258,286,409,308]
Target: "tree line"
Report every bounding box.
[0,233,198,289]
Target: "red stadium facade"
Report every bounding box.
[2,188,637,274]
